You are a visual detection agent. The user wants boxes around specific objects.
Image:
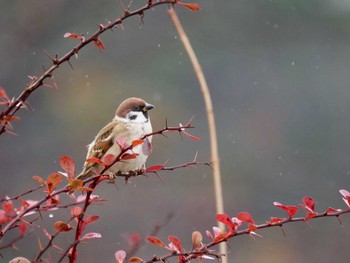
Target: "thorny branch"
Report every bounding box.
[0,0,180,135]
[137,205,350,263]
[0,120,206,263]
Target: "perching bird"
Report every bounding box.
[77,97,154,180]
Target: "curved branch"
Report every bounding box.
[0,0,178,135]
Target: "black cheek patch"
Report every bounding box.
[129,114,137,120]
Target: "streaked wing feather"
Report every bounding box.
[80,121,117,176]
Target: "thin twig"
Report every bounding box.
[168,7,227,263]
[0,0,178,136]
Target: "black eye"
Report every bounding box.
[133,106,141,111]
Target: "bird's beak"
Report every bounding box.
[143,103,154,112]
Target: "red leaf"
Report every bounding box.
[32,175,46,186]
[85,215,100,225]
[305,212,317,220]
[0,210,11,224]
[248,224,257,231]
[216,213,235,233]
[269,217,285,225]
[299,197,318,220]
[103,154,116,166]
[340,189,350,207]
[127,232,142,246]
[115,250,126,263]
[81,232,102,240]
[147,236,168,249]
[302,196,315,212]
[1,115,20,123]
[47,173,62,194]
[0,86,9,102]
[54,221,73,232]
[121,153,139,160]
[93,38,105,51]
[71,207,82,218]
[273,202,298,218]
[129,257,144,262]
[237,211,255,224]
[177,1,201,11]
[86,157,104,165]
[60,156,75,179]
[214,232,230,242]
[20,199,30,208]
[116,138,128,149]
[168,235,183,252]
[146,164,164,172]
[205,230,214,241]
[182,130,201,141]
[68,178,83,194]
[132,139,144,147]
[325,207,341,214]
[19,221,27,236]
[64,32,85,42]
[2,200,14,215]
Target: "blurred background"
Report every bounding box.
[1,0,350,262]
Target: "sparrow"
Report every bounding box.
[77,97,154,180]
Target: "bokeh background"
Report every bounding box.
[1,0,350,262]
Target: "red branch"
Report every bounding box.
[140,206,350,263]
[0,0,180,135]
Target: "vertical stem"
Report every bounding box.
[168,7,227,263]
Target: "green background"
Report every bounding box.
[1,0,350,262]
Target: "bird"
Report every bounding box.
[77,97,154,180]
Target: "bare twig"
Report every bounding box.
[168,7,227,263]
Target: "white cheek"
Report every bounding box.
[128,111,148,123]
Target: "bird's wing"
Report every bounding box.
[78,121,119,179]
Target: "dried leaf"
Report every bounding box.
[191,231,202,249]
[54,221,73,232]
